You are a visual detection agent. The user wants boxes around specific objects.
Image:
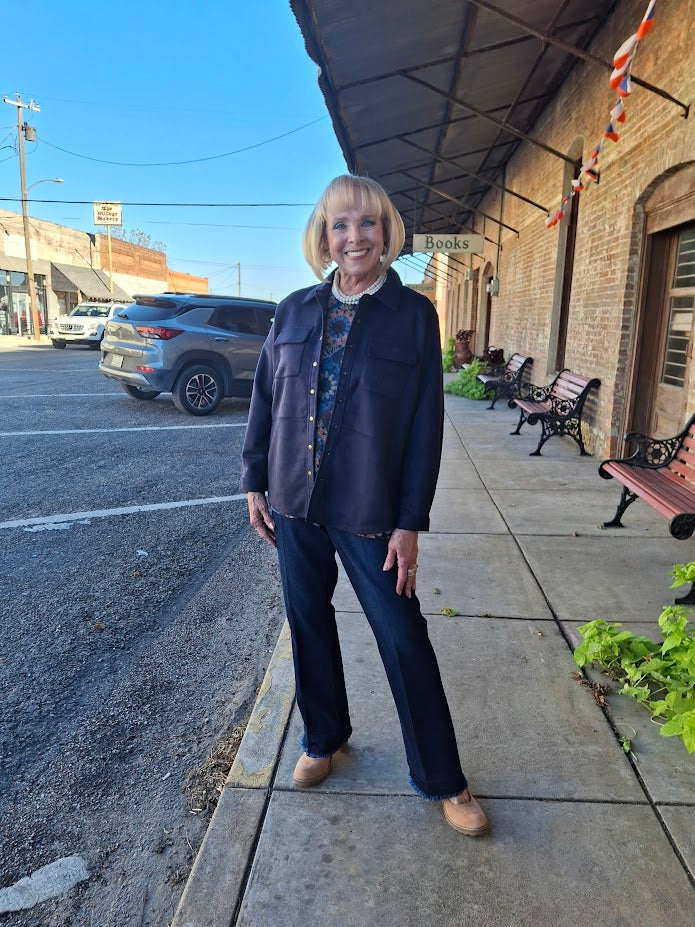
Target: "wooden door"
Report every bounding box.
[651,225,695,436]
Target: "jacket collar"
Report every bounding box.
[302,267,402,311]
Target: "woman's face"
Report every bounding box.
[324,202,385,284]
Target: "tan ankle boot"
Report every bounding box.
[442,790,490,836]
[293,752,332,787]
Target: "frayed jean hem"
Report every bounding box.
[408,774,468,802]
[301,731,351,759]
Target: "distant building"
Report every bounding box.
[0,209,208,336]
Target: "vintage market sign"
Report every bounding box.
[93,201,122,226]
[412,233,483,254]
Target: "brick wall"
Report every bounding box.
[97,235,168,279]
[440,0,695,456]
[167,269,209,294]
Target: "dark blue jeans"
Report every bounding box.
[274,512,468,800]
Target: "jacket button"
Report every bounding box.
[310,388,315,395]
[308,470,312,476]
[308,444,312,449]
[309,416,314,421]
[313,361,317,367]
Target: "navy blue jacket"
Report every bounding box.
[240,269,443,534]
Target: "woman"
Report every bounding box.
[241,175,488,836]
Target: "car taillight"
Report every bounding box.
[137,366,155,373]
[135,326,183,340]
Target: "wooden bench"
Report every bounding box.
[509,368,601,456]
[599,411,695,540]
[477,353,533,410]
[599,412,695,604]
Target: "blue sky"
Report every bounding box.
[1,0,420,300]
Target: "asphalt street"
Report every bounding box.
[0,344,285,926]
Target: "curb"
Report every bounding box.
[171,621,295,927]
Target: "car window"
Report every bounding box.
[70,304,109,317]
[209,306,258,334]
[255,307,274,335]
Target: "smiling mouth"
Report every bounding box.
[345,249,369,257]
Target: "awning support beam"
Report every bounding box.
[396,190,500,249]
[401,71,576,165]
[354,95,547,153]
[400,137,549,213]
[466,0,689,117]
[402,172,519,235]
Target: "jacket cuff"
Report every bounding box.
[395,513,429,532]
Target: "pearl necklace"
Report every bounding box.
[332,271,387,305]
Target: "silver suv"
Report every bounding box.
[99,293,276,415]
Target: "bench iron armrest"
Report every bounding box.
[518,383,551,402]
[621,430,686,468]
[600,426,689,474]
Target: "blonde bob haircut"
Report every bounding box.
[303,175,406,280]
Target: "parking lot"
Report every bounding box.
[0,344,284,926]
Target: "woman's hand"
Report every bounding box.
[382,528,418,597]
[247,492,276,547]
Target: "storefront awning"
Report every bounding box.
[50,262,131,302]
[290,0,685,246]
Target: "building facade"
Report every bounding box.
[431,0,695,455]
[0,209,208,336]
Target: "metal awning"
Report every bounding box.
[50,263,131,302]
[290,0,686,250]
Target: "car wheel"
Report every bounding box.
[52,340,66,349]
[121,384,161,400]
[172,364,223,415]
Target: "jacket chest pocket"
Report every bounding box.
[362,339,418,398]
[274,325,313,377]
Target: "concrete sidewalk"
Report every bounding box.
[173,395,695,927]
[0,334,52,351]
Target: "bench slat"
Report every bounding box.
[667,456,695,483]
[557,371,594,387]
[602,463,695,516]
[552,386,584,400]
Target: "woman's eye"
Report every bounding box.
[332,222,346,230]
[362,219,376,227]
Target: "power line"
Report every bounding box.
[38,116,327,167]
[142,221,299,230]
[0,198,314,207]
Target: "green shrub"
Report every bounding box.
[444,358,491,399]
[574,562,695,753]
[442,337,455,373]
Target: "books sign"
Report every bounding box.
[412,233,483,254]
[93,201,122,226]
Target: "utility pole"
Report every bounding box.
[3,93,42,341]
[237,262,241,297]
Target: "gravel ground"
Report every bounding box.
[0,345,285,926]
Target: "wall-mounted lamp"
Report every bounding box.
[486,278,500,296]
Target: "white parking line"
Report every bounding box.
[0,494,248,531]
[0,423,248,437]
[2,392,124,398]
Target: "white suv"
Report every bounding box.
[48,301,130,349]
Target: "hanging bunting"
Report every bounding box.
[545,0,657,229]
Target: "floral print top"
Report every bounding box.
[314,296,356,473]
[313,296,389,540]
